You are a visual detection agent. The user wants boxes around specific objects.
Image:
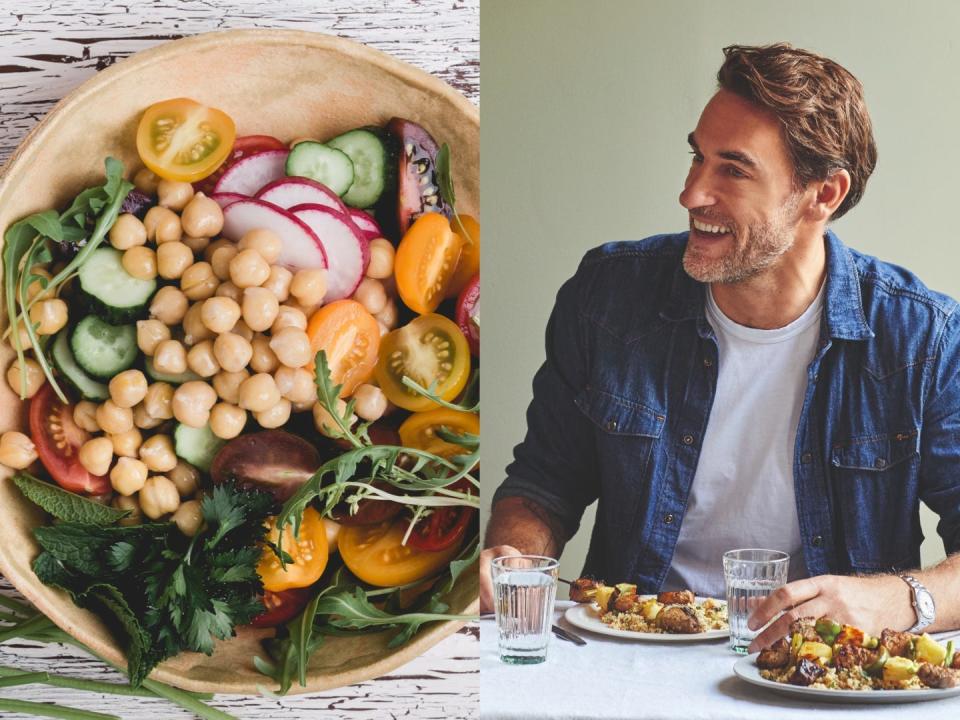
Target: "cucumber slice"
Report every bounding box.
[78,247,156,323]
[327,129,393,208]
[174,423,227,473]
[51,330,109,401]
[285,142,355,196]
[70,316,137,380]
[144,357,202,385]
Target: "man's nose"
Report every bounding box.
[679,165,715,210]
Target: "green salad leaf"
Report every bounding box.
[12,472,129,525]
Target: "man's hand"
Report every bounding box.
[480,545,521,613]
[746,574,914,653]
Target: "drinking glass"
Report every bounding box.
[723,548,790,654]
[491,555,559,664]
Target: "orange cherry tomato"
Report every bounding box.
[394,213,463,314]
[338,518,465,587]
[374,314,471,412]
[445,214,480,298]
[305,299,381,397]
[398,408,479,459]
[257,507,329,592]
[136,98,236,182]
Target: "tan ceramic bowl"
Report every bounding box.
[0,29,478,695]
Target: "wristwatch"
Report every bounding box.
[899,574,935,633]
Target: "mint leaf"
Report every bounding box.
[107,542,137,572]
[13,472,129,525]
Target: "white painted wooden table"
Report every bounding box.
[0,1,479,718]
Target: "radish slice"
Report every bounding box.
[290,204,369,301]
[255,177,347,214]
[210,192,247,209]
[222,198,327,271]
[214,150,289,196]
[347,208,384,241]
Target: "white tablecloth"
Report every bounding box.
[480,601,960,719]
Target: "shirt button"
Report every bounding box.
[801,452,812,464]
[875,458,887,469]
[606,419,618,432]
[703,357,713,367]
[682,434,694,445]
[664,513,675,524]
[812,535,824,547]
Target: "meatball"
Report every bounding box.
[756,637,791,670]
[918,662,960,688]
[880,628,915,658]
[569,577,602,603]
[788,617,821,642]
[788,657,826,686]
[833,643,876,670]
[657,589,695,605]
[656,605,703,634]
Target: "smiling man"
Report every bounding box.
[482,43,960,649]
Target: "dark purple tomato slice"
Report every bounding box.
[209,430,320,502]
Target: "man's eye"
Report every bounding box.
[689,150,703,163]
[726,165,747,178]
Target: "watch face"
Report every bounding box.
[918,592,936,619]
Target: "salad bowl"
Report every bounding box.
[0,28,479,695]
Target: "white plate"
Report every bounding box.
[563,602,728,642]
[733,653,960,704]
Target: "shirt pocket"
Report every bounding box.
[830,429,920,571]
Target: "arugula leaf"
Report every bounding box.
[13,472,129,525]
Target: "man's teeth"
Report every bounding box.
[693,218,730,235]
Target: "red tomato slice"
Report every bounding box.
[406,480,476,552]
[29,384,110,495]
[249,587,313,628]
[194,135,288,195]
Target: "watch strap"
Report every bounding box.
[899,574,935,633]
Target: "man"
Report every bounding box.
[482,43,960,651]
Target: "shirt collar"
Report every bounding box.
[660,229,874,341]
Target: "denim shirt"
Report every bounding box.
[494,230,960,591]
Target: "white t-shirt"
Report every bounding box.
[662,283,824,598]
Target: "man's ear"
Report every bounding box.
[805,169,851,222]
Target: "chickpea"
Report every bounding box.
[269,327,313,368]
[109,369,148,409]
[375,297,398,330]
[96,400,134,435]
[238,228,282,264]
[113,493,143,526]
[26,267,53,302]
[157,179,195,212]
[231,318,255,342]
[290,269,327,307]
[215,280,243,304]
[171,499,204,536]
[139,434,177,473]
[11,323,33,351]
[204,237,232,260]
[78,437,113,476]
[274,366,316,405]
[181,302,214,345]
[110,428,143,458]
[6,358,44,399]
[213,332,253,373]
[242,287,280,332]
[255,398,291,429]
[213,369,250,404]
[352,278,387,316]
[181,192,224,237]
[109,213,147,250]
[168,459,200,497]
[262,266,293,302]
[352,383,387,422]
[172,381,217,427]
[28,298,68,335]
[200,296,242,334]
[186,340,220,377]
[180,261,219,301]
[144,206,182,244]
[122,246,157,280]
[237,373,281,413]
[377,321,390,337]
[110,457,148,496]
[312,399,356,437]
[210,244,239,281]
[133,167,160,195]
[209,402,247,439]
[136,319,171,356]
[0,431,37,469]
[182,234,210,255]
[133,402,164,430]
[143,382,174,420]
[229,248,271,288]
[73,401,101,432]
[149,286,189,325]
[152,339,188,375]
[272,305,308,333]
[139,475,181,519]
[250,334,279,373]
[157,241,193,280]
[365,238,395,279]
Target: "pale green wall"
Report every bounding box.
[481,0,957,588]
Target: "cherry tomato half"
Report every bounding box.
[249,587,313,628]
[338,518,465,587]
[405,478,475,552]
[29,384,110,495]
[257,507,329,592]
[306,299,381,398]
[374,314,471,412]
[446,214,480,298]
[194,134,287,194]
[398,408,479,459]
[394,213,463,315]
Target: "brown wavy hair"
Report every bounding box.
[718,43,877,220]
